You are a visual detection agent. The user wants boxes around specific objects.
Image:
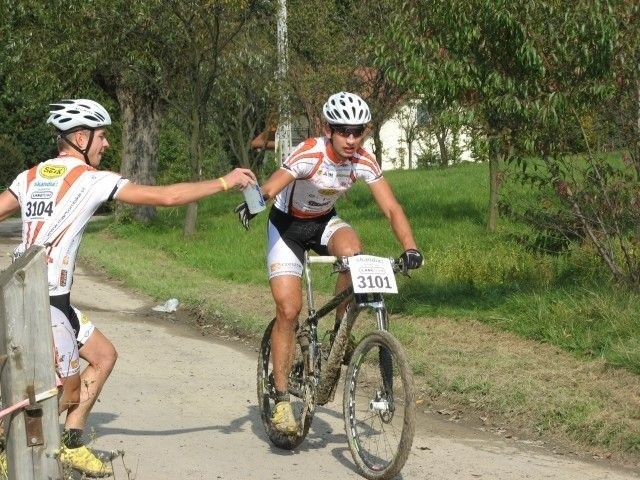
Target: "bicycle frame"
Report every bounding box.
[258,252,415,478]
[301,252,392,406]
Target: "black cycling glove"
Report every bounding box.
[400,249,424,270]
[234,202,256,230]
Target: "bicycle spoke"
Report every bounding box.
[257,319,314,450]
[344,331,415,480]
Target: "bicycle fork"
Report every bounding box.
[367,300,396,418]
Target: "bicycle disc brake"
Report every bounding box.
[370,390,395,423]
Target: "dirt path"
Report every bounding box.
[0,225,638,479]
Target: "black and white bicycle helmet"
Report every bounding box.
[47,99,111,133]
[322,92,371,125]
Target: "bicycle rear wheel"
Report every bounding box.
[257,318,313,449]
[343,331,415,480]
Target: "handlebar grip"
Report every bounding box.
[307,255,338,264]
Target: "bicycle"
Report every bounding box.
[257,252,416,480]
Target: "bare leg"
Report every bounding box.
[59,374,81,415]
[269,275,303,393]
[328,227,362,323]
[64,328,117,430]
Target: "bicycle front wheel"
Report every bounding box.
[257,318,312,450]
[343,330,416,480]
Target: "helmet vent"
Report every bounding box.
[323,92,371,126]
[46,99,112,132]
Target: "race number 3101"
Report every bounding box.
[349,255,398,294]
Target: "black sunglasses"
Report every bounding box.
[331,125,366,138]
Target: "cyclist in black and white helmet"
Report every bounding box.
[0,98,257,477]
[47,99,112,165]
[322,90,372,125]
[235,91,423,435]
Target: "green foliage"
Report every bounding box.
[157,119,231,185]
[0,0,121,169]
[157,122,191,184]
[0,135,26,189]
[504,147,640,288]
[0,98,57,167]
[259,150,280,180]
[1,0,638,296]
[377,0,621,136]
[376,0,640,279]
[213,16,278,171]
[416,150,442,168]
[273,0,364,143]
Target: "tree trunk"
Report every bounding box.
[635,73,640,178]
[116,86,163,223]
[436,128,449,167]
[183,108,203,237]
[487,138,500,233]
[372,126,384,167]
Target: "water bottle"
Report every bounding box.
[243,182,266,214]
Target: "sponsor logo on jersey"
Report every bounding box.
[40,165,67,179]
[318,188,339,196]
[318,168,337,179]
[59,269,68,287]
[308,200,331,207]
[31,190,53,200]
[34,180,58,187]
[80,312,89,324]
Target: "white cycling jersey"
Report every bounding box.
[9,154,129,295]
[274,136,382,218]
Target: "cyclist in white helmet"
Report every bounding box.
[235,91,423,435]
[0,98,256,477]
[47,99,113,164]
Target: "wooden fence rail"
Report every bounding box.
[0,246,61,479]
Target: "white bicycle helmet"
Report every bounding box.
[47,99,111,132]
[322,92,371,125]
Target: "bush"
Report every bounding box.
[0,135,26,189]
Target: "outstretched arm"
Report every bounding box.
[368,178,418,251]
[115,168,256,206]
[0,190,20,222]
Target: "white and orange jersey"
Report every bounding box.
[8,154,129,295]
[274,137,382,218]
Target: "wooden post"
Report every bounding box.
[0,246,61,479]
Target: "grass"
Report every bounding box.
[79,162,640,462]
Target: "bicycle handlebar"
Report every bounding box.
[306,254,409,275]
